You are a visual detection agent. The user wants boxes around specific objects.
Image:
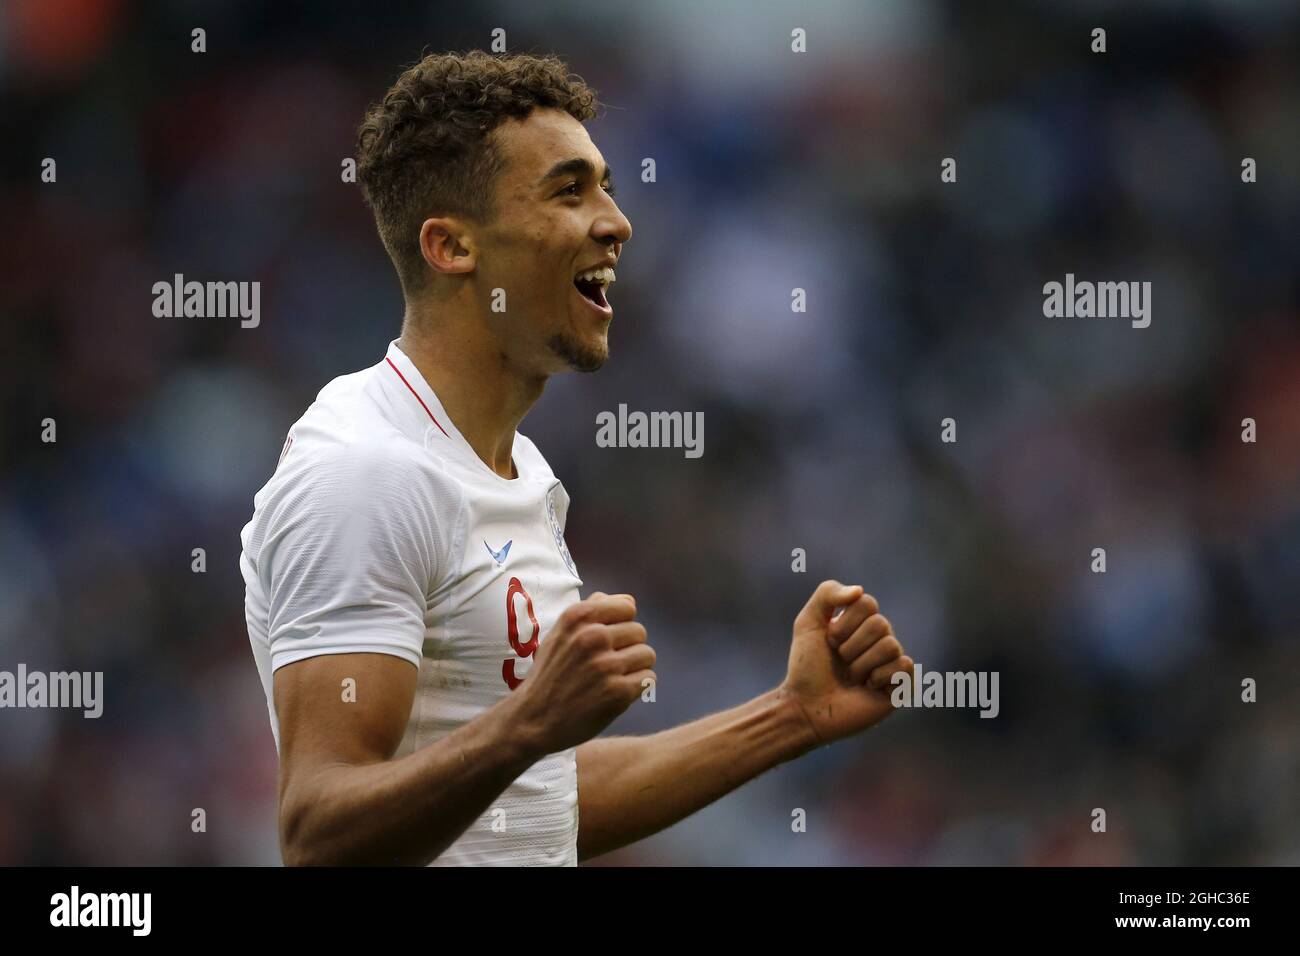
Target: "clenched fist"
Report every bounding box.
[778,580,913,746]
[512,591,656,754]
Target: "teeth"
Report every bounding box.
[575,266,615,286]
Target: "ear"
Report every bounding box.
[418,217,476,276]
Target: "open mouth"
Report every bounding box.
[573,266,615,314]
[574,277,610,311]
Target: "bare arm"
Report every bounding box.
[575,687,816,861]
[575,580,914,862]
[275,651,546,866]
[274,593,653,866]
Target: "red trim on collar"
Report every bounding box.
[385,357,450,438]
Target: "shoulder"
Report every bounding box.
[292,365,399,448]
[286,432,460,523]
[280,363,460,498]
[243,360,468,581]
[264,380,465,547]
[254,431,461,587]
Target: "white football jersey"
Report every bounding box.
[240,339,584,866]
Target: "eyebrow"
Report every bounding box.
[537,157,613,188]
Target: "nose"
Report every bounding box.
[593,196,632,251]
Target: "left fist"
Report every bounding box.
[778,580,913,747]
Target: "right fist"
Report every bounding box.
[513,591,656,753]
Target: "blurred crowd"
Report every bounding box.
[0,0,1297,865]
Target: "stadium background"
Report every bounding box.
[1,0,1297,865]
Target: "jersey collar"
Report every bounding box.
[382,339,526,485]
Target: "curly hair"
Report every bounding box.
[356,50,600,293]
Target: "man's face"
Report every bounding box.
[470,107,632,375]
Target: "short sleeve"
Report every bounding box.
[258,440,452,672]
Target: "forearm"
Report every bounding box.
[575,688,819,861]
[280,694,544,866]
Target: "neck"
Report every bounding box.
[397,296,547,480]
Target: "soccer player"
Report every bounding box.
[239,50,914,866]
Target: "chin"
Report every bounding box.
[547,331,607,373]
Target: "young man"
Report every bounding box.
[239,50,913,866]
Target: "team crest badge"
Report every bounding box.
[545,484,580,580]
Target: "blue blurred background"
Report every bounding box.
[1,0,1297,865]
